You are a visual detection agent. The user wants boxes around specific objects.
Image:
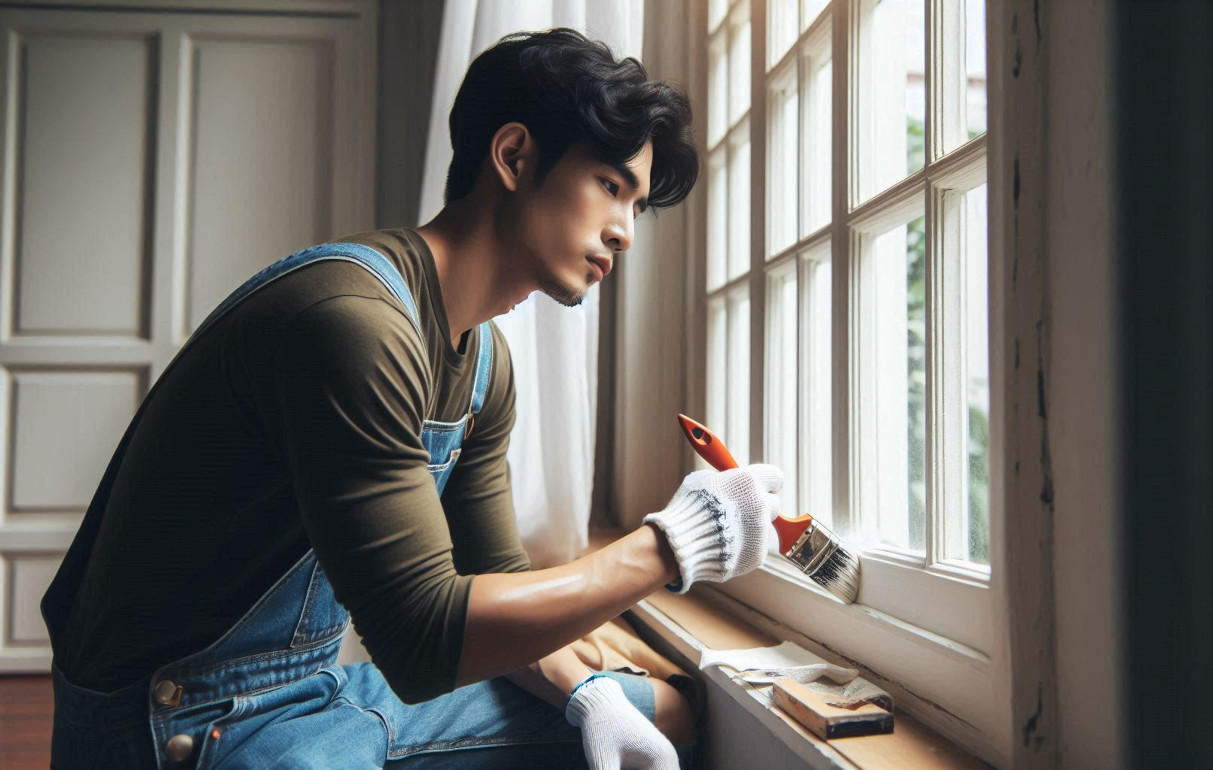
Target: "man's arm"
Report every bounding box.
[456,523,677,686]
[274,299,777,704]
[503,644,593,709]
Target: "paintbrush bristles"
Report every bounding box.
[808,546,860,604]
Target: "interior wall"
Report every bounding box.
[1045,1,1122,767]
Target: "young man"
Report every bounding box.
[42,28,783,769]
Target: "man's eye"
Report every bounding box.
[601,179,620,196]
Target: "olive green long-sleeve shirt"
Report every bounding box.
[50,228,528,703]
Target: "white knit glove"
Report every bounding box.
[565,675,679,770]
[643,465,784,593]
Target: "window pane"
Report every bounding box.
[855,0,926,202]
[938,0,988,153]
[727,287,751,466]
[766,264,799,516]
[707,296,727,451]
[768,66,798,256]
[769,0,798,69]
[708,150,728,290]
[963,184,989,564]
[802,254,832,526]
[801,0,828,31]
[964,0,987,140]
[728,124,751,280]
[866,215,926,552]
[801,52,831,235]
[709,36,728,147]
[729,8,752,127]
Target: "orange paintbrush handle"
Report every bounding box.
[676,414,814,555]
[677,413,739,470]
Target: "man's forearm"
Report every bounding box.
[455,523,678,687]
[503,645,594,709]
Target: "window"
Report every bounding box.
[699,0,1001,760]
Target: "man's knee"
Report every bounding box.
[652,677,696,746]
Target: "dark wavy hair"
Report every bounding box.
[443,28,699,211]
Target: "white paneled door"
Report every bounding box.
[0,1,376,672]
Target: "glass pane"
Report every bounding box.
[855,0,926,202]
[938,0,988,153]
[727,287,751,466]
[801,52,832,235]
[802,0,828,30]
[769,0,798,69]
[768,67,798,257]
[868,215,926,552]
[766,265,799,516]
[964,0,988,140]
[707,296,728,460]
[709,0,728,32]
[708,150,728,290]
[801,254,832,526]
[729,9,752,127]
[728,125,751,280]
[709,36,728,147]
[963,184,989,564]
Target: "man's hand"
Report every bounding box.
[565,675,679,770]
[643,464,784,593]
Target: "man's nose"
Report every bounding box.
[604,211,634,253]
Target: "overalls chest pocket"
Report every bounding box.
[422,416,468,497]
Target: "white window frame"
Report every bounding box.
[692,0,1010,763]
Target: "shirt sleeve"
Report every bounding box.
[271,295,471,704]
[441,323,532,577]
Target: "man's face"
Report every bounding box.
[511,140,653,307]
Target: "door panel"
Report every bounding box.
[0,2,375,672]
[16,31,155,338]
[10,369,145,511]
[186,35,335,333]
[6,554,59,647]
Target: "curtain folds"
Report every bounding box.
[421,0,645,567]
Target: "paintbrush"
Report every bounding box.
[677,414,860,603]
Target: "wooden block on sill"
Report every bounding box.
[773,677,895,741]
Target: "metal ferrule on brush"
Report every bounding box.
[785,520,842,575]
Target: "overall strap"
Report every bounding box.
[193,242,421,343]
[470,321,494,416]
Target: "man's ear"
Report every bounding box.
[489,123,534,193]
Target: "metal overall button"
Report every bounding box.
[164,733,194,762]
[153,679,183,706]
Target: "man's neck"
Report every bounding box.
[414,194,533,348]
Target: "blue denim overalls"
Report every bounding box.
[44,242,670,769]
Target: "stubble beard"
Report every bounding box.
[535,264,586,308]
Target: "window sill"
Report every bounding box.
[624,589,989,770]
[712,559,1006,765]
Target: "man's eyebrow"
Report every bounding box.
[605,160,649,213]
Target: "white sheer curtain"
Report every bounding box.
[420,0,644,568]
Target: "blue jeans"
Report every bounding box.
[52,658,690,768]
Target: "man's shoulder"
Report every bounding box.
[282,294,426,366]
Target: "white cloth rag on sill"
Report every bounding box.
[697,640,893,711]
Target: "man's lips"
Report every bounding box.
[587,254,612,278]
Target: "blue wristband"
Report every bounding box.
[563,673,608,714]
